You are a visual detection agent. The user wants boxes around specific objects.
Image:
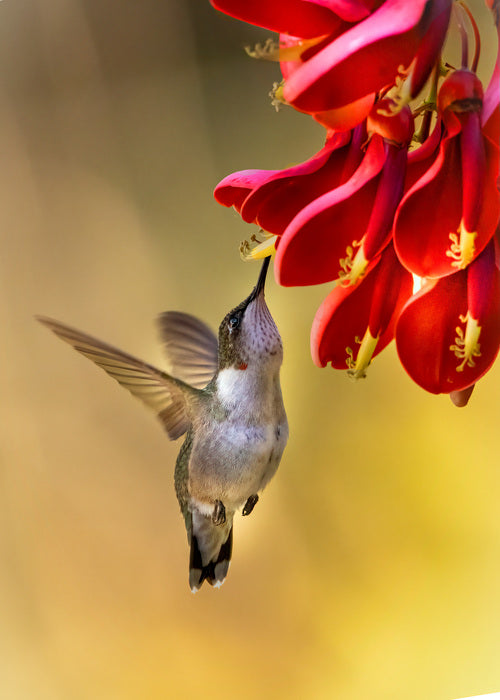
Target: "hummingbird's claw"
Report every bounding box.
[212,500,226,526]
[242,494,259,516]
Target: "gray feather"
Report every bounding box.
[157,311,218,389]
[36,316,199,440]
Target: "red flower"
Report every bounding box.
[210,0,500,403]
[275,101,413,286]
[394,70,500,278]
[282,0,448,115]
[209,0,350,38]
[212,0,449,129]
[396,239,500,394]
[312,243,413,376]
[279,34,377,129]
[214,128,362,235]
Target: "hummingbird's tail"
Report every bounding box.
[189,510,233,592]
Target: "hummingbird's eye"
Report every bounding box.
[228,315,240,332]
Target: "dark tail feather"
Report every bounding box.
[189,527,233,593]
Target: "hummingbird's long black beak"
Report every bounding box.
[247,256,271,303]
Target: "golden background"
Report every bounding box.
[1,1,499,698]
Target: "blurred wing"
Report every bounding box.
[157,311,218,389]
[36,316,197,440]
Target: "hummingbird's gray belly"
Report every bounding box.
[188,418,288,512]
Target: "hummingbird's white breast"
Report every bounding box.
[188,364,288,513]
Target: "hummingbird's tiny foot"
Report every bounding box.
[212,500,226,526]
[242,494,259,516]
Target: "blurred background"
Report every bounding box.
[0,1,499,698]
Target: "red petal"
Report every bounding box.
[209,0,342,37]
[393,137,462,277]
[393,131,500,277]
[460,112,486,233]
[397,275,466,393]
[241,132,353,233]
[396,267,500,394]
[310,93,376,130]
[366,242,413,338]
[275,136,386,286]
[407,0,452,99]
[437,70,484,113]
[312,0,384,22]
[213,131,355,235]
[283,0,432,112]
[311,245,412,367]
[404,120,442,189]
[467,240,500,327]
[215,169,281,213]
[367,101,414,146]
[363,143,407,260]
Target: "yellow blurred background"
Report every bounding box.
[1,1,499,698]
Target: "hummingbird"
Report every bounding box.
[36,257,288,592]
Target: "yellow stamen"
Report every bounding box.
[245,38,281,61]
[269,81,288,111]
[240,231,277,261]
[245,36,326,62]
[346,329,379,379]
[338,241,368,286]
[449,312,482,371]
[349,246,369,285]
[446,219,477,269]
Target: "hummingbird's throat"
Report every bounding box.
[238,362,248,371]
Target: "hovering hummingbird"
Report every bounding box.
[37,257,288,591]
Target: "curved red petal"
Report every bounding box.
[394,138,461,277]
[394,133,500,278]
[467,239,500,326]
[460,112,486,233]
[275,137,386,286]
[363,143,407,260]
[408,0,452,99]
[397,275,466,393]
[209,0,342,37]
[396,271,500,394]
[214,169,281,212]
[311,265,377,369]
[241,132,352,233]
[312,0,383,22]
[437,70,484,114]
[311,93,375,130]
[404,120,442,190]
[311,245,412,367]
[214,131,358,235]
[367,101,414,146]
[283,0,432,112]
[366,244,413,338]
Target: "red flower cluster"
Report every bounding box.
[211,0,500,405]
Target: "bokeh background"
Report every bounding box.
[1,1,499,698]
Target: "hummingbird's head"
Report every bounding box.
[218,257,283,371]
